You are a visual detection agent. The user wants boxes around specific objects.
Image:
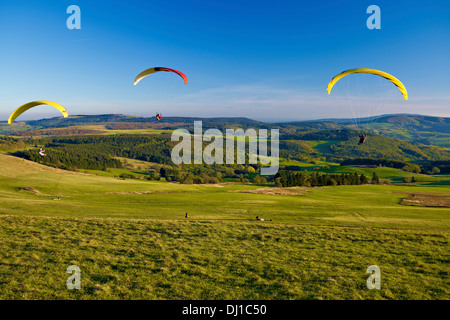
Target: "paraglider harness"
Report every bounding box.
[156,113,162,121]
[358,133,367,145]
[39,148,46,157]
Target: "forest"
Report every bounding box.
[274,170,380,187]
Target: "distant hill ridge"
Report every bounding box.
[1,113,449,147]
[1,112,448,127]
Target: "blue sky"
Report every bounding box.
[0,0,449,121]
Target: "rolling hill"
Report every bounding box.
[1,113,450,168]
[0,150,449,299]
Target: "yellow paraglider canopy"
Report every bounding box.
[326,68,408,100]
[8,100,69,124]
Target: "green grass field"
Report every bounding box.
[102,128,169,135]
[0,153,448,299]
[279,159,340,168]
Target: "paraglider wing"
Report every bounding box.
[326,68,408,100]
[133,67,188,86]
[8,100,69,124]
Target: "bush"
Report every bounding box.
[193,177,203,184]
[275,177,282,187]
[119,173,135,180]
[207,177,219,184]
[432,167,441,174]
[371,172,380,184]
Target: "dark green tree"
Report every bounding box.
[371,172,380,184]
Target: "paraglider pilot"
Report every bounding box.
[358,133,366,145]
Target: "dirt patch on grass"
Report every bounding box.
[400,192,450,208]
[20,186,48,196]
[105,190,194,195]
[230,187,307,196]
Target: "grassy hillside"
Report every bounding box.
[365,115,450,147]
[2,215,448,300]
[0,153,449,299]
[320,134,450,162]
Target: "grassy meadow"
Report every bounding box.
[0,152,448,299]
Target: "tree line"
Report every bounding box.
[274,170,381,187]
[341,158,449,174]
